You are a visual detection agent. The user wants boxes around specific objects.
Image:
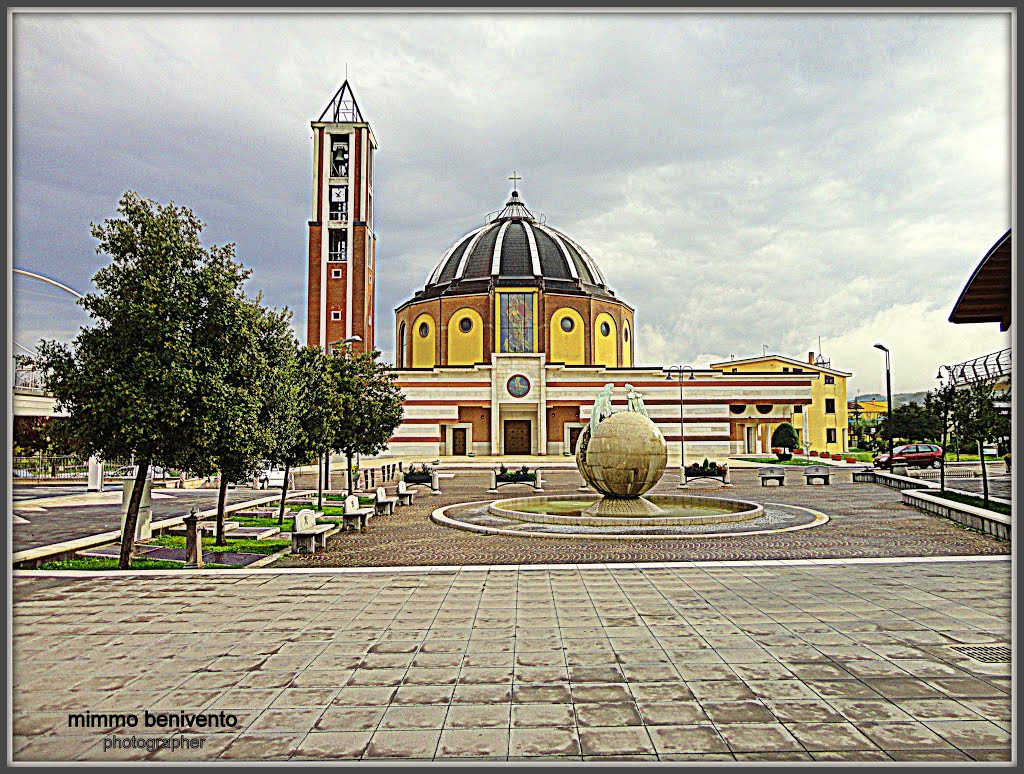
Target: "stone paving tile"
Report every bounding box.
[578,726,655,756]
[784,721,878,751]
[363,729,441,759]
[508,727,580,757]
[648,725,730,755]
[716,722,805,753]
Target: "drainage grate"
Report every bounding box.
[951,645,1011,663]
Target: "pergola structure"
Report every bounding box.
[949,229,1012,330]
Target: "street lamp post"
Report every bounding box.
[873,344,894,464]
[664,365,695,487]
[936,365,952,493]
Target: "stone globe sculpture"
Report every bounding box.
[577,410,668,499]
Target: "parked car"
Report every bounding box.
[254,465,290,490]
[873,444,943,470]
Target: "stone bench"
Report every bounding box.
[374,487,398,516]
[804,465,832,485]
[291,509,332,554]
[758,466,786,487]
[396,480,415,506]
[342,494,374,532]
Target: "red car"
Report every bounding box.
[874,443,944,469]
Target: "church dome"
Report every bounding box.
[412,190,616,301]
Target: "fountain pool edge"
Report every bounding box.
[431,500,829,540]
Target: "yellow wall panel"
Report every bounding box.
[447,307,484,365]
[412,313,436,368]
[549,307,585,364]
[594,312,617,368]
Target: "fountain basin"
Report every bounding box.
[488,494,762,528]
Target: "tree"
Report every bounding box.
[770,423,799,451]
[264,345,341,521]
[330,348,404,495]
[952,381,1010,508]
[198,289,298,546]
[877,401,942,443]
[926,382,958,493]
[36,192,233,568]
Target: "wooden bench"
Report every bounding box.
[396,480,415,506]
[374,487,398,516]
[291,509,333,553]
[803,465,832,485]
[342,494,374,532]
[758,466,786,487]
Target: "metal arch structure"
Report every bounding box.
[13,269,85,300]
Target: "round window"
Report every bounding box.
[459,317,473,333]
[756,404,773,414]
[560,316,574,333]
[418,322,429,338]
[600,321,611,337]
[507,375,530,398]
[729,404,746,415]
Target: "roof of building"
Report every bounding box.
[405,189,619,304]
[315,80,367,124]
[949,229,1011,330]
[709,353,852,377]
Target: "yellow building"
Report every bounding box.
[710,353,851,454]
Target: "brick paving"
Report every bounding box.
[276,469,1009,568]
[12,558,1010,761]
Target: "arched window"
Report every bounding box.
[397,322,407,367]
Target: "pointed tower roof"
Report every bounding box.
[317,80,366,123]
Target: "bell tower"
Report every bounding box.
[307,81,377,354]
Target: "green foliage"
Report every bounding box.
[330,349,405,459]
[37,558,235,570]
[770,423,799,450]
[932,490,1011,518]
[147,535,290,556]
[35,192,251,568]
[878,400,943,443]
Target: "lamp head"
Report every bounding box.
[873,343,888,352]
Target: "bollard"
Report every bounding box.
[488,469,498,493]
[87,455,104,493]
[430,469,442,495]
[183,508,204,569]
[533,468,544,492]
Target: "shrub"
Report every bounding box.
[771,423,800,450]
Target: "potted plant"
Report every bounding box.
[845,456,857,464]
[794,448,805,455]
[831,454,842,461]
[809,450,819,457]
[770,424,799,462]
[497,464,535,483]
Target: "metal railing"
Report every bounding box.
[13,455,133,480]
[14,368,47,392]
[948,348,1011,387]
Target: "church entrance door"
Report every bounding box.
[452,428,467,456]
[568,426,583,455]
[745,425,757,454]
[504,420,532,455]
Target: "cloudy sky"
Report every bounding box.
[12,11,1012,395]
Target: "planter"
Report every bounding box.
[775,452,793,462]
[404,473,432,485]
[845,457,857,464]
[497,474,535,484]
[809,451,819,457]
[794,449,805,455]
[831,454,842,461]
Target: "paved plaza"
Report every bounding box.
[12,557,1011,762]
[276,468,1010,567]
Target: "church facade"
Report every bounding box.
[307,84,846,459]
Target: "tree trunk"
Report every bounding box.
[347,451,355,496]
[317,453,323,511]
[939,423,947,493]
[215,474,229,546]
[979,440,990,508]
[119,460,150,570]
[278,463,291,525]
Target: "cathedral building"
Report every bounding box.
[307,83,847,459]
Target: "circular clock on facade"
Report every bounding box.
[507,375,530,398]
